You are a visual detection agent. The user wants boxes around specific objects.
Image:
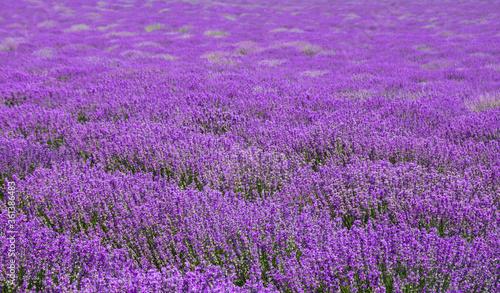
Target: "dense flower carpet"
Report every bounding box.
[1,0,500,292]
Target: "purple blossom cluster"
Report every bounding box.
[1,0,500,292]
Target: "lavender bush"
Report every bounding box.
[1,0,500,292]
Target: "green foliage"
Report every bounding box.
[46,136,65,150]
[57,74,72,81]
[178,169,204,191]
[2,94,27,107]
[0,177,6,202]
[145,23,165,32]
[76,112,90,124]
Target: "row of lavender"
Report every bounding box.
[1,0,500,292]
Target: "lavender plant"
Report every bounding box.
[1,0,500,292]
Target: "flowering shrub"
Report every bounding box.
[1,0,500,292]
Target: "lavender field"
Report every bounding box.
[1,0,500,292]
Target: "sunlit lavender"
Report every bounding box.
[1,0,500,292]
